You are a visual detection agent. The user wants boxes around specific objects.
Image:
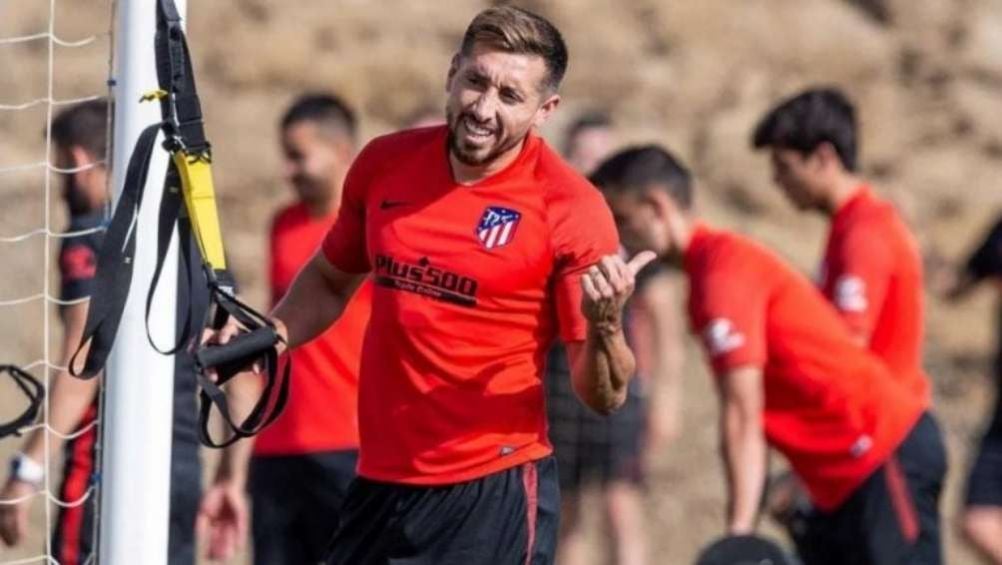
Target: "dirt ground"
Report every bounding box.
[2,1,1002,563]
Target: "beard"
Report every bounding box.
[446,109,526,167]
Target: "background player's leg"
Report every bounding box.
[250,455,308,565]
[51,424,98,565]
[961,507,1002,563]
[302,450,359,562]
[555,491,588,564]
[603,481,648,565]
[960,426,1002,563]
[894,413,947,565]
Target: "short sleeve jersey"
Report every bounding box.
[253,202,372,455]
[59,212,105,302]
[321,126,620,484]
[685,224,924,510]
[820,186,931,406]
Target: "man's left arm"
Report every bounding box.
[566,252,656,415]
[829,229,892,344]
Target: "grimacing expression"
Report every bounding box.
[446,44,553,167]
[282,121,341,204]
[769,147,823,210]
[604,190,671,257]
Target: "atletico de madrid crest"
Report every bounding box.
[476,206,521,249]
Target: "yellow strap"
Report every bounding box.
[140,89,168,102]
[172,151,227,271]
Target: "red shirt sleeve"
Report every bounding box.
[826,224,891,339]
[551,187,620,343]
[321,145,374,274]
[691,268,768,375]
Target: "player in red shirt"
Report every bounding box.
[751,87,931,405]
[750,88,938,553]
[205,7,651,565]
[198,94,373,564]
[593,144,946,564]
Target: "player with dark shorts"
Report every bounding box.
[205,7,652,565]
[937,218,1002,562]
[751,87,940,558]
[199,93,372,565]
[0,100,205,565]
[593,145,946,565]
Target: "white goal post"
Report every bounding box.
[99,0,187,562]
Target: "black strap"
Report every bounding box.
[193,289,291,448]
[0,365,45,439]
[70,124,160,379]
[69,0,291,449]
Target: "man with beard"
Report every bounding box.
[0,101,206,564]
[593,144,946,565]
[205,6,651,564]
[198,93,373,564]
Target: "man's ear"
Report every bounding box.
[68,146,95,170]
[815,142,843,172]
[532,93,561,129]
[446,53,461,92]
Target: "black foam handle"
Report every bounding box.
[195,327,278,372]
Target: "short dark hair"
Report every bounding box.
[564,110,612,150]
[460,5,568,92]
[590,145,693,210]
[751,87,858,171]
[50,99,109,161]
[280,93,357,141]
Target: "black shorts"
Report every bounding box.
[965,410,1002,507]
[249,449,358,565]
[52,416,202,565]
[324,456,559,565]
[545,343,647,491]
[792,412,947,565]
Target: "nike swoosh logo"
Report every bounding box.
[380,199,409,210]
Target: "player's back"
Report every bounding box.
[821,186,930,404]
[685,225,924,510]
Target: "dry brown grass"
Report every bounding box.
[2,0,1002,563]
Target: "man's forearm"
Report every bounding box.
[572,327,636,415]
[271,253,362,350]
[20,371,99,464]
[721,404,767,533]
[213,375,264,487]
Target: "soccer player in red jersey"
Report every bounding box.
[198,94,373,564]
[752,87,931,406]
[750,88,939,552]
[206,6,651,565]
[593,144,946,565]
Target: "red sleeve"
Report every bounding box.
[321,145,374,274]
[551,187,620,342]
[826,224,891,339]
[691,269,768,375]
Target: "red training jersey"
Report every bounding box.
[321,126,619,484]
[253,202,372,455]
[685,224,923,511]
[820,185,931,407]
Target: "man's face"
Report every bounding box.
[445,44,558,167]
[769,147,824,211]
[566,126,614,175]
[56,145,102,216]
[604,189,671,258]
[282,121,344,205]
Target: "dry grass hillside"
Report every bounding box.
[2,0,1002,563]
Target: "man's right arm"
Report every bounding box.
[271,251,365,348]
